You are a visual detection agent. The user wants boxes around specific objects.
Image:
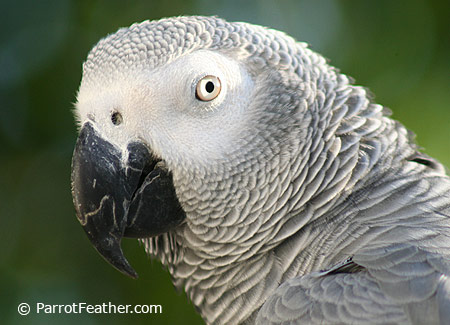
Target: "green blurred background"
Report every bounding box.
[1,0,449,324]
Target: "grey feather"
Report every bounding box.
[75,16,450,324]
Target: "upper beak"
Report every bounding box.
[71,122,185,278]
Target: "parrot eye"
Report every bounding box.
[195,75,221,101]
[111,111,123,126]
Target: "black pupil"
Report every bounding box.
[205,81,214,93]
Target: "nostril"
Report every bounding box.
[111,111,123,125]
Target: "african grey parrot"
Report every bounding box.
[71,16,450,324]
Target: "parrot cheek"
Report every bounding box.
[71,122,185,278]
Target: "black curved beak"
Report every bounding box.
[71,122,185,278]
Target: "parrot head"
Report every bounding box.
[72,16,329,278]
[73,16,282,278]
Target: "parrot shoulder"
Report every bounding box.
[257,244,450,324]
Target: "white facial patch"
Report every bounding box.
[76,49,255,173]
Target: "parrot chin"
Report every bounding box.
[71,122,185,278]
